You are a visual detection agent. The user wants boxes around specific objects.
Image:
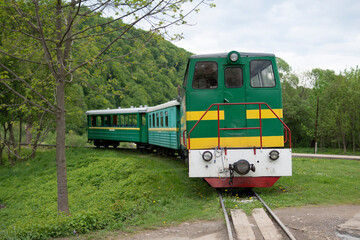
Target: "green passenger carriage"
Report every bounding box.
[147,100,180,150]
[86,51,292,188]
[86,106,148,148]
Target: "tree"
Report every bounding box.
[0,0,213,214]
[277,57,313,147]
[342,66,360,152]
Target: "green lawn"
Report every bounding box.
[222,157,360,214]
[1,148,359,239]
[0,149,220,239]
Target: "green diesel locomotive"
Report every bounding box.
[86,51,292,188]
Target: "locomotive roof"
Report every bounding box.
[147,100,179,113]
[190,52,275,59]
[86,106,148,115]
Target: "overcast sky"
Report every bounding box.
[167,0,360,73]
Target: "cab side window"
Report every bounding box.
[225,67,243,88]
[192,61,218,89]
[250,60,276,88]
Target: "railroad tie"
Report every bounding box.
[230,208,283,240]
[230,209,256,240]
[252,208,283,240]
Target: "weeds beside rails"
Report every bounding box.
[0,148,219,239]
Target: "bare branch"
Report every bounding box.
[0,79,55,115]
[65,1,152,42]
[59,0,81,46]
[0,22,55,43]
[70,1,162,74]
[33,0,57,76]
[0,49,44,65]
[0,62,56,112]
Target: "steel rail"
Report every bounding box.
[252,190,297,240]
[217,190,233,240]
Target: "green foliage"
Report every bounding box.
[0,149,219,239]
[279,57,360,150]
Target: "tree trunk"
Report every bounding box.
[314,96,319,154]
[31,128,42,159]
[25,116,33,144]
[0,147,3,165]
[8,121,19,164]
[18,115,22,155]
[353,131,356,153]
[0,129,3,165]
[56,77,69,214]
[342,131,347,153]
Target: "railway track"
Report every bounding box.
[218,189,297,240]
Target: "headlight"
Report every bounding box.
[230,52,239,62]
[269,150,280,160]
[227,51,240,63]
[202,151,212,161]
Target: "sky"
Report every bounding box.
[166,0,360,74]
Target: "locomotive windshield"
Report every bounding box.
[250,60,275,87]
[192,61,218,89]
[225,67,243,88]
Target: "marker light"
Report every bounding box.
[269,150,280,160]
[202,151,213,161]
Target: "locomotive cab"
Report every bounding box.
[180,51,292,188]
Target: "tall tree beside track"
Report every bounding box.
[277,58,313,147]
[0,0,213,214]
[342,66,360,152]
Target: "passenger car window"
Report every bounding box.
[91,116,96,127]
[104,116,110,126]
[250,60,275,87]
[225,67,243,88]
[165,111,168,127]
[192,61,218,89]
[160,112,164,127]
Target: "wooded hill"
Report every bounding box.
[0,7,191,165]
[1,7,359,166]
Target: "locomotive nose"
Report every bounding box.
[231,160,256,175]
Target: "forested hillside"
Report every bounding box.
[0,6,192,165]
[1,4,359,167]
[67,27,191,134]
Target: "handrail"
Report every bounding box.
[182,130,187,148]
[187,102,291,150]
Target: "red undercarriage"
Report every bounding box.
[204,177,280,188]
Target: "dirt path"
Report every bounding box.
[109,205,360,240]
[274,205,360,240]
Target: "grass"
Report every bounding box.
[0,148,220,239]
[1,148,360,239]
[221,157,360,214]
[292,147,360,155]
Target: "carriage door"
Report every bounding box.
[221,66,247,142]
[139,113,148,143]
